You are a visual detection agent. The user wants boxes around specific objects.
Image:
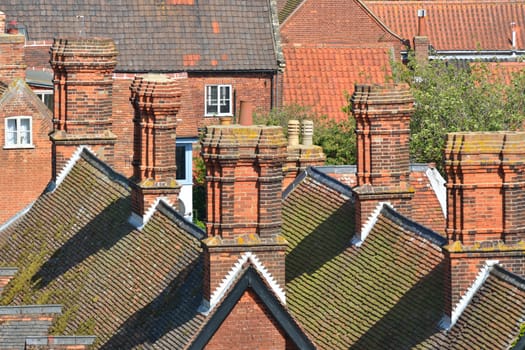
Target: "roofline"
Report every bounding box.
[187,266,316,350]
[430,51,525,61]
[356,0,408,45]
[381,204,448,247]
[114,68,279,75]
[156,200,205,241]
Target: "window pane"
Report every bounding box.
[219,86,231,114]
[19,118,30,144]
[206,86,218,114]
[43,94,54,111]
[6,119,16,145]
[176,146,186,180]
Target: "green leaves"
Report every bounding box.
[393,55,525,169]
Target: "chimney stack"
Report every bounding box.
[129,74,182,224]
[351,84,415,241]
[49,38,118,179]
[511,22,518,50]
[201,125,288,305]
[413,9,430,64]
[443,131,525,318]
[0,15,26,83]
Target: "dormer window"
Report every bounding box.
[5,116,32,148]
[205,85,232,116]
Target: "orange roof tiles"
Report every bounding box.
[283,46,393,121]
[366,1,525,51]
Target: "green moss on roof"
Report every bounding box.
[0,154,203,348]
[283,175,446,349]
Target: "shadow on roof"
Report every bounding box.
[100,257,203,349]
[31,196,133,289]
[286,201,354,283]
[350,260,446,349]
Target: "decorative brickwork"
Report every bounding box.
[351,84,415,239]
[129,74,182,219]
[49,38,118,179]
[201,125,288,303]
[444,131,525,317]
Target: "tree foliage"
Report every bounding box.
[253,104,356,165]
[392,56,525,167]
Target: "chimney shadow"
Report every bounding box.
[100,257,203,349]
[350,260,446,349]
[285,201,354,283]
[31,196,133,289]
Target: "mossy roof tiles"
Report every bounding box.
[0,150,205,348]
[283,172,448,349]
[0,0,280,72]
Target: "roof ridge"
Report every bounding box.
[381,204,448,247]
[491,264,525,291]
[51,146,130,193]
[306,166,354,200]
[156,200,205,240]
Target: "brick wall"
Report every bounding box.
[205,289,295,350]
[0,34,26,82]
[280,0,404,55]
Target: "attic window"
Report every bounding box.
[4,116,33,149]
[205,85,232,116]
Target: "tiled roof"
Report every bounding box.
[0,149,205,348]
[0,0,280,72]
[282,172,447,349]
[366,1,525,51]
[316,164,446,234]
[282,46,393,121]
[445,266,525,349]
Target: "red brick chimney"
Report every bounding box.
[129,74,182,224]
[443,131,525,320]
[0,13,26,83]
[49,38,118,179]
[351,84,415,242]
[201,125,288,308]
[413,9,430,64]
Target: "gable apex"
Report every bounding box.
[0,78,52,119]
[189,265,315,350]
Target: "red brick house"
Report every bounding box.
[0,0,285,221]
[0,18,52,224]
[0,33,524,347]
[278,0,406,121]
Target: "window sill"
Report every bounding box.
[204,114,233,118]
[3,144,35,150]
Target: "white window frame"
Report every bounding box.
[34,89,54,111]
[4,116,33,149]
[205,84,232,116]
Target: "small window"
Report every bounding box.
[176,142,193,185]
[35,90,54,111]
[5,116,33,148]
[205,85,232,116]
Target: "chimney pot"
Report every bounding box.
[0,12,5,34]
[238,101,254,126]
[302,120,314,146]
[288,120,300,146]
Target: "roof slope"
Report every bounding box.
[366,1,525,51]
[0,0,280,72]
[282,171,447,349]
[0,149,205,348]
[448,266,525,349]
[283,46,393,121]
